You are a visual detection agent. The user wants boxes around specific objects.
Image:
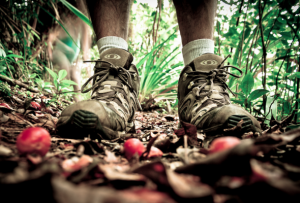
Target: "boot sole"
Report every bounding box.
[57,110,110,140]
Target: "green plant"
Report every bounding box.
[0,81,11,96]
[216,0,300,124]
[34,77,54,93]
[231,72,269,111]
[45,67,78,98]
[137,30,183,104]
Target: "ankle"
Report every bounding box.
[182,39,214,66]
[97,36,128,55]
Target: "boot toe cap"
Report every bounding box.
[57,100,125,139]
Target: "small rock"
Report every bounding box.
[0,145,13,156]
[0,111,9,123]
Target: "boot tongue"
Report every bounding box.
[99,48,133,69]
[192,53,223,72]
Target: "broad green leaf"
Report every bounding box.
[6,54,23,59]
[58,70,67,81]
[231,99,245,106]
[0,66,6,72]
[61,80,78,86]
[44,82,53,88]
[248,89,269,101]
[241,72,254,96]
[45,67,58,80]
[288,72,300,80]
[286,124,300,131]
[283,100,291,115]
[0,49,6,57]
[266,96,277,125]
[228,77,236,89]
[29,73,37,79]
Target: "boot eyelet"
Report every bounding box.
[188,81,194,89]
[132,73,137,81]
[182,73,188,81]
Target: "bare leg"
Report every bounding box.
[172,0,217,46]
[86,0,131,41]
[71,61,81,102]
[52,49,71,80]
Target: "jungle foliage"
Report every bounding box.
[0,0,299,125]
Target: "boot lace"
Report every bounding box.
[81,60,142,110]
[186,55,243,99]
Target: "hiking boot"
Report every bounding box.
[178,54,261,142]
[56,48,141,140]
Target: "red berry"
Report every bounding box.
[31,101,41,110]
[123,138,145,160]
[16,127,51,156]
[148,147,163,158]
[209,136,241,154]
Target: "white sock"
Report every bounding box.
[97,36,128,55]
[182,39,215,65]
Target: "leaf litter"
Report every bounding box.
[1,90,300,202]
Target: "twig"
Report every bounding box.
[295,55,300,123]
[245,26,258,74]
[265,8,281,48]
[235,0,244,26]
[262,94,279,123]
[275,32,298,93]
[294,15,300,122]
[27,5,40,47]
[258,0,267,111]
[228,0,244,61]
[4,60,14,79]
[154,0,162,45]
[224,119,244,132]
[217,20,221,56]
[13,112,33,127]
[152,8,158,47]
[0,74,39,93]
[239,3,249,67]
[0,6,22,33]
[249,33,260,72]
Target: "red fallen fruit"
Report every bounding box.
[209,136,241,154]
[123,139,163,160]
[148,147,163,158]
[16,127,51,156]
[31,101,41,110]
[124,138,145,160]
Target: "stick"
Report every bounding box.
[184,135,188,161]
[0,74,53,97]
[0,74,39,93]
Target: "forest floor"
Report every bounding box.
[1,85,300,203]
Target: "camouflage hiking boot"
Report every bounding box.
[178,54,261,143]
[56,48,141,140]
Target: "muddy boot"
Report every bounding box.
[56,48,141,140]
[178,54,261,146]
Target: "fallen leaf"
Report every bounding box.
[0,103,14,110]
[31,101,41,110]
[61,155,93,173]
